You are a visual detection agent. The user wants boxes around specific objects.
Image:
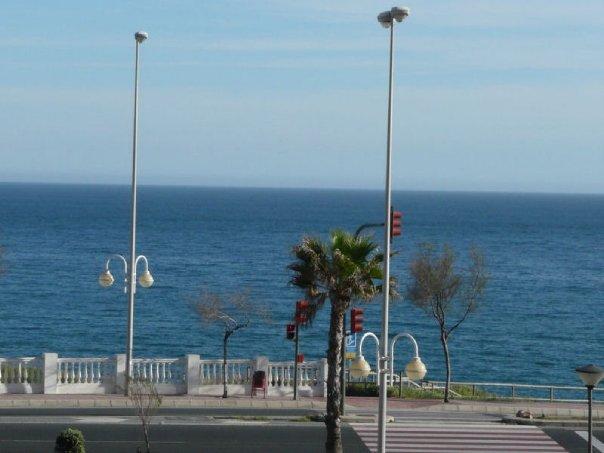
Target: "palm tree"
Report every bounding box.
[289,230,393,453]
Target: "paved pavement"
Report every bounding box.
[1,394,601,418]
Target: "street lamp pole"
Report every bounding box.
[575,364,604,453]
[377,7,409,453]
[126,31,148,395]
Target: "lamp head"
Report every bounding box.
[135,31,148,43]
[391,6,410,22]
[138,270,154,288]
[377,11,393,28]
[349,355,372,379]
[98,270,115,288]
[378,6,410,28]
[575,364,604,388]
[405,357,427,381]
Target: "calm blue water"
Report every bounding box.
[0,183,602,387]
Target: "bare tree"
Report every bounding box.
[128,377,162,453]
[407,243,487,402]
[194,291,268,399]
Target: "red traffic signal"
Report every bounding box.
[296,300,309,312]
[295,300,310,325]
[286,324,296,340]
[390,209,403,239]
[350,307,364,333]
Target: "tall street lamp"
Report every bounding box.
[575,364,604,453]
[376,7,409,453]
[99,31,151,395]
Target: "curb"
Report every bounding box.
[502,416,604,427]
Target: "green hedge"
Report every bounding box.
[346,382,494,400]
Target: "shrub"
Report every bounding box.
[55,427,85,453]
[346,383,398,397]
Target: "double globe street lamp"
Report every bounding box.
[98,31,151,395]
[350,331,427,384]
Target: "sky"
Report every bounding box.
[0,1,603,193]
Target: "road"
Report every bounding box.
[0,407,601,452]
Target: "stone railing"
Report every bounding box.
[0,357,43,394]
[0,354,328,397]
[268,361,322,397]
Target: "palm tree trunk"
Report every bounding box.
[325,304,344,453]
[440,331,451,403]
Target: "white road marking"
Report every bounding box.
[351,422,567,453]
[575,431,604,453]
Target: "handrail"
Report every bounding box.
[426,380,604,392]
[424,380,604,403]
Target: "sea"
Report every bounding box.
[0,183,602,388]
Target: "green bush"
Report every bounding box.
[55,428,85,453]
[346,383,398,397]
[346,382,495,400]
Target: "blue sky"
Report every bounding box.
[0,1,603,193]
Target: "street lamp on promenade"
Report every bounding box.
[99,31,151,395]
[349,331,426,384]
[376,6,410,453]
[575,364,604,453]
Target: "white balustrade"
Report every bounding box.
[199,359,252,385]
[268,361,321,389]
[0,357,42,385]
[1,354,327,397]
[57,358,108,384]
[131,358,184,385]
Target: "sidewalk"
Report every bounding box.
[0,394,325,409]
[349,397,604,418]
[0,394,601,418]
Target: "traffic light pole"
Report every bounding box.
[293,322,300,400]
[354,222,385,239]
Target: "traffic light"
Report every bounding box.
[390,208,402,240]
[286,324,296,340]
[350,307,364,333]
[295,300,310,325]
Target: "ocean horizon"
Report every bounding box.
[0,182,602,387]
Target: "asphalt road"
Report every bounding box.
[0,407,600,453]
[0,422,368,453]
[544,427,604,453]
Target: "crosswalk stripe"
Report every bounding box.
[351,423,567,453]
[575,431,604,453]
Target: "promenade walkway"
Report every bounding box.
[0,395,601,418]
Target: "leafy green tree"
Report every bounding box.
[407,243,487,402]
[289,230,392,453]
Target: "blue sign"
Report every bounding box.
[345,333,357,350]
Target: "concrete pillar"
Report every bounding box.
[42,353,58,394]
[185,354,201,395]
[115,354,126,394]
